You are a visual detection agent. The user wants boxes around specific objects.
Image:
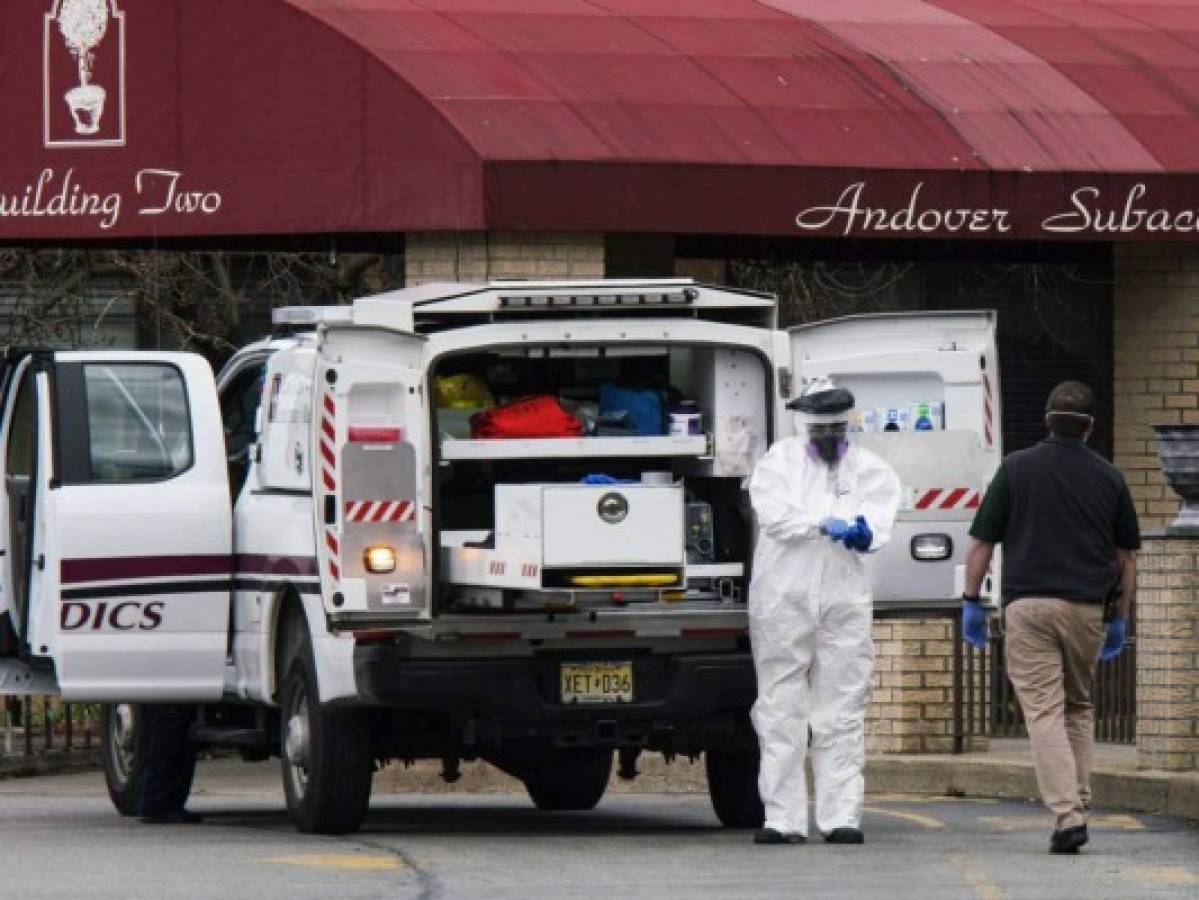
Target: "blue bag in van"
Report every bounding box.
[599,384,666,436]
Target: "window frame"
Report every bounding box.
[55,360,197,487]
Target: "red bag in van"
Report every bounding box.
[470,396,584,439]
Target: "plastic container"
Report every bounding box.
[911,402,935,431]
[668,400,703,436]
[669,412,702,436]
[881,407,911,432]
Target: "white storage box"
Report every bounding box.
[541,484,684,567]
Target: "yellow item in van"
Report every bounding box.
[568,574,679,588]
[435,374,495,409]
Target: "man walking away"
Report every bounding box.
[960,381,1139,854]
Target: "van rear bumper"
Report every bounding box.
[352,646,757,749]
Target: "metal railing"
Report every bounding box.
[988,634,1136,745]
[2,697,97,762]
[955,619,991,751]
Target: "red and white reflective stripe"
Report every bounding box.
[321,392,339,581]
[982,371,995,448]
[344,499,417,523]
[914,488,982,510]
[520,563,539,578]
[489,561,507,576]
[348,425,403,443]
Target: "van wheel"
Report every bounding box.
[100,703,141,816]
[280,639,372,834]
[524,748,613,811]
[706,747,765,828]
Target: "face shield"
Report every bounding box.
[788,378,855,467]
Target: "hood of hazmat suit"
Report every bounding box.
[746,403,901,838]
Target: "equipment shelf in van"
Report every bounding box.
[440,434,709,460]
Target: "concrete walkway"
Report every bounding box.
[865,739,1199,822]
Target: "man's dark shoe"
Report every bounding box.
[825,827,865,844]
[139,809,203,825]
[1049,824,1088,854]
[753,828,806,845]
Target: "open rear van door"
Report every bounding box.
[790,312,1002,608]
[315,321,430,625]
[0,352,231,700]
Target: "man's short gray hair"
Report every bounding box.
[1046,381,1094,437]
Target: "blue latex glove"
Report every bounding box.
[842,515,873,552]
[1100,615,1128,662]
[821,517,850,540]
[580,473,633,484]
[961,597,988,650]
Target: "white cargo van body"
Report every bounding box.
[0,280,999,834]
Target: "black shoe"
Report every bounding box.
[139,809,203,825]
[753,828,806,845]
[1049,825,1088,854]
[825,827,865,845]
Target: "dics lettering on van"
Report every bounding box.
[60,600,164,632]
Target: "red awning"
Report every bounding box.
[2,0,1198,241]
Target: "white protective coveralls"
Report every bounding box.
[747,432,901,837]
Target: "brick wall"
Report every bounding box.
[404,232,605,285]
[1136,537,1199,772]
[1113,243,1199,532]
[866,619,988,754]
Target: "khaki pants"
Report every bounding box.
[1003,598,1105,830]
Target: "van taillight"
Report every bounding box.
[348,425,403,443]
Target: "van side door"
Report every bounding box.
[11,352,232,700]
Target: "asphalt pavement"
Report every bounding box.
[0,760,1196,900]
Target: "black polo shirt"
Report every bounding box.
[969,436,1141,605]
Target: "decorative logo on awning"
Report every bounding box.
[43,0,126,148]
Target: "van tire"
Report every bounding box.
[280,639,372,834]
[524,748,612,811]
[100,703,141,816]
[706,747,765,828]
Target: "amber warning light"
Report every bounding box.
[364,545,398,574]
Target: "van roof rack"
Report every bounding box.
[272,279,777,333]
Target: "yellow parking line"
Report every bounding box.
[950,854,1005,900]
[265,854,404,871]
[978,815,1042,833]
[862,806,946,829]
[1091,814,1144,831]
[869,794,999,805]
[1127,866,1198,886]
[978,814,1145,833]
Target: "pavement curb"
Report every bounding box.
[865,755,1199,822]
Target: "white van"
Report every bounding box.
[0,280,1000,833]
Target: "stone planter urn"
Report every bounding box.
[1154,424,1199,535]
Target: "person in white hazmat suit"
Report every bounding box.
[747,378,901,845]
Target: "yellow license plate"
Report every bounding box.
[560,662,633,704]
